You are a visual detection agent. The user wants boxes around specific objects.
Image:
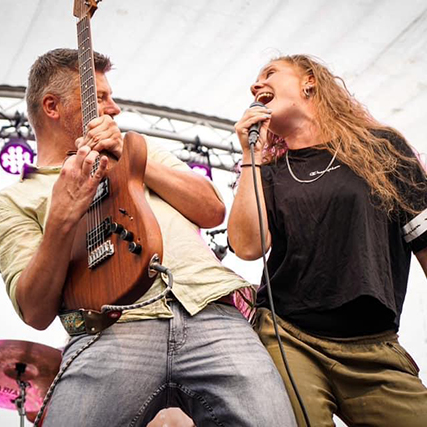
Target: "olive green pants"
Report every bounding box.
[254,308,427,427]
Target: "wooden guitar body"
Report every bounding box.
[63,131,163,311]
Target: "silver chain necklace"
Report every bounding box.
[285,145,340,184]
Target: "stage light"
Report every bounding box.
[188,162,212,180]
[211,242,228,261]
[206,228,228,261]
[0,138,35,175]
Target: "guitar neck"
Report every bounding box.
[77,15,98,136]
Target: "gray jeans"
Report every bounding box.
[43,301,296,426]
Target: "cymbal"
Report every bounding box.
[0,340,61,413]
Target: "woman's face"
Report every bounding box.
[250,60,311,135]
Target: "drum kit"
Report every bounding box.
[0,339,61,426]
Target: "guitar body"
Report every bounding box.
[63,131,163,310]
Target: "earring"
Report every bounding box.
[303,86,313,99]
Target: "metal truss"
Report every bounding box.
[0,85,242,172]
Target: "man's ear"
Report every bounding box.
[42,94,60,120]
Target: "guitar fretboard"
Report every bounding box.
[77,16,98,136]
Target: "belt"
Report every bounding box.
[59,308,122,336]
[166,293,235,307]
[61,293,235,336]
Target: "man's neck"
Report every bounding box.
[35,132,76,167]
[36,151,67,167]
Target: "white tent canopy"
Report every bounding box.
[0,0,426,152]
[0,1,426,425]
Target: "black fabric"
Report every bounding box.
[257,131,427,336]
[285,295,396,337]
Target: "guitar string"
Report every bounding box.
[88,17,102,267]
[80,16,100,266]
[84,19,97,264]
[78,18,91,265]
[81,18,93,265]
[86,18,104,265]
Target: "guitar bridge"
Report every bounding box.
[88,240,115,269]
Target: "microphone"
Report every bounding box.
[248,101,267,146]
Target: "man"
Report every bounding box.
[0,48,296,426]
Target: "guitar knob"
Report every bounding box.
[128,242,142,254]
[120,229,134,241]
[111,222,124,234]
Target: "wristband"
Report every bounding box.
[240,164,261,168]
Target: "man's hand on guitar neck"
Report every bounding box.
[76,115,123,160]
[51,145,108,226]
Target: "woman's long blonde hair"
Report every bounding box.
[263,54,426,216]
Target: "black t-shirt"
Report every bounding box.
[257,131,427,336]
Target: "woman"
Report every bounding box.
[228,54,427,426]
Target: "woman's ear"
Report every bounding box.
[302,74,316,99]
[302,75,316,99]
[304,74,316,88]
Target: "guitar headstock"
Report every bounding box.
[73,0,101,20]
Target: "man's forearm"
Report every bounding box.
[15,218,78,330]
[144,160,225,228]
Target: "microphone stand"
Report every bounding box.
[14,363,29,427]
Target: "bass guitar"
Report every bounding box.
[63,0,163,311]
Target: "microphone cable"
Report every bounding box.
[247,137,312,427]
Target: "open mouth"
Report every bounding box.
[256,92,274,105]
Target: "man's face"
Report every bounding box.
[61,71,121,142]
[94,71,121,118]
[60,80,83,143]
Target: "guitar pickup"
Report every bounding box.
[90,178,109,207]
[86,216,113,252]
